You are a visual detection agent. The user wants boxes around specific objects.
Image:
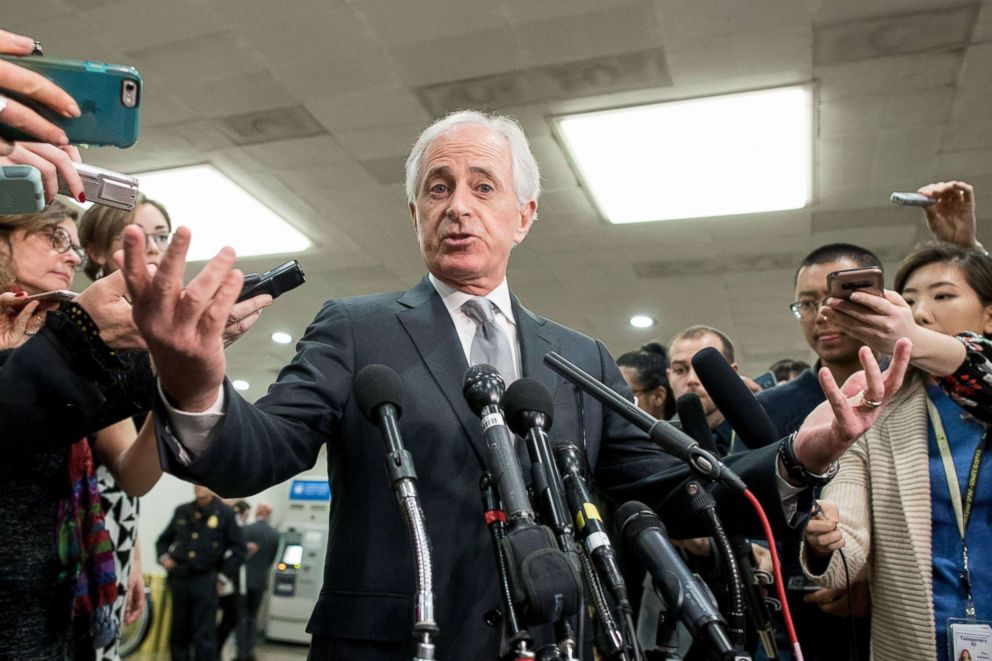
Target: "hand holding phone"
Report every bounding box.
[890,192,935,207]
[804,499,843,559]
[0,164,44,213]
[3,289,77,309]
[826,267,884,300]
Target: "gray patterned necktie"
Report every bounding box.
[461,297,515,384]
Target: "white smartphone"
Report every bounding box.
[58,162,139,211]
[6,289,77,309]
[890,192,936,207]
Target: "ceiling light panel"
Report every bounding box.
[555,85,812,224]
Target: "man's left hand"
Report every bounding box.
[792,339,911,474]
[803,580,871,618]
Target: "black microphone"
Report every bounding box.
[353,364,438,656]
[617,501,738,660]
[676,392,715,454]
[463,364,535,522]
[552,440,631,613]
[503,379,573,543]
[691,347,781,450]
[543,351,746,492]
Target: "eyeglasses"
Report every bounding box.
[145,231,172,250]
[789,299,823,320]
[49,226,86,268]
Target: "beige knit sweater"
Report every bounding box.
[802,376,937,661]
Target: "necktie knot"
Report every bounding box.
[462,298,496,325]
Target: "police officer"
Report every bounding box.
[157,486,245,661]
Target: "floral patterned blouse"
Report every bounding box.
[938,331,992,425]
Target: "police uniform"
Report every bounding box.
[157,496,245,661]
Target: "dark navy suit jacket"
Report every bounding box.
[154,277,807,659]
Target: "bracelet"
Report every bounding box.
[777,432,839,488]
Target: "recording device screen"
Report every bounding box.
[281,544,303,566]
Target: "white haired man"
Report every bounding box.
[120,110,910,659]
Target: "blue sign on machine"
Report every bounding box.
[288,478,331,502]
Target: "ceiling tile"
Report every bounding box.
[305,86,432,133]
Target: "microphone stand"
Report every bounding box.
[481,474,535,660]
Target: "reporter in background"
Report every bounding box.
[0,28,86,203]
[617,341,675,420]
[804,241,992,661]
[0,203,160,659]
[237,503,279,661]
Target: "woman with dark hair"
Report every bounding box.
[0,203,162,659]
[617,341,675,419]
[802,242,992,661]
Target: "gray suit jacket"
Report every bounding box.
[156,277,803,659]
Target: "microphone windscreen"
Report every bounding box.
[503,378,555,434]
[690,347,780,449]
[616,500,666,539]
[462,363,505,413]
[676,392,714,453]
[353,364,404,422]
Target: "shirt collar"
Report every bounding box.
[428,273,516,325]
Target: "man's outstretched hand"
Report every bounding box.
[793,338,911,474]
[118,225,241,412]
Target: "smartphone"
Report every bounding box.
[5,289,77,309]
[0,56,141,148]
[890,192,936,207]
[0,165,44,213]
[57,162,139,211]
[237,260,306,303]
[752,370,777,391]
[787,576,824,593]
[826,267,884,300]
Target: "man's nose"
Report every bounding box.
[446,185,472,218]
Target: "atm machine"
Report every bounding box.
[265,478,331,644]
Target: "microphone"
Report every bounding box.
[676,392,715,454]
[353,364,438,657]
[503,379,573,544]
[463,364,535,522]
[543,351,746,492]
[617,501,738,660]
[691,347,780,450]
[552,440,631,613]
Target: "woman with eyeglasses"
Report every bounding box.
[801,242,992,661]
[79,194,172,281]
[0,201,164,659]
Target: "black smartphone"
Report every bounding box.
[237,260,306,303]
[826,267,884,300]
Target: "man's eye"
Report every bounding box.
[429,183,448,195]
[478,183,493,193]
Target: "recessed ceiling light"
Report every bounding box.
[555,85,812,224]
[271,331,292,344]
[133,164,311,261]
[630,315,655,329]
[232,379,250,391]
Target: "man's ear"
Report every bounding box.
[408,202,417,228]
[731,362,740,373]
[512,200,537,246]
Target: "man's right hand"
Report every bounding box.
[119,225,241,412]
[160,554,176,572]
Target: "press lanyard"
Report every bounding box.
[927,397,985,619]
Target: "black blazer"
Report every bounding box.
[156,277,805,658]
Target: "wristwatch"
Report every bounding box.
[778,432,839,487]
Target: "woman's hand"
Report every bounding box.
[918,180,979,250]
[0,29,80,149]
[222,293,273,347]
[122,564,145,625]
[820,290,920,357]
[0,293,40,349]
[0,142,85,203]
[805,499,844,558]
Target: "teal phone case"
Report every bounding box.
[0,165,45,214]
[0,56,141,148]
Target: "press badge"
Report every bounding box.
[949,619,992,660]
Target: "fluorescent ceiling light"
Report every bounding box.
[134,164,311,261]
[555,86,812,224]
[629,315,656,329]
[232,379,250,391]
[271,331,293,345]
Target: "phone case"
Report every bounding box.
[0,165,45,213]
[0,56,141,148]
[826,267,884,299]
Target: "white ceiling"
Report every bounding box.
[13,0,992,390]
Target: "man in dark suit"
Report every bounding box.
[236,503,280,661]
[120,110,910,660]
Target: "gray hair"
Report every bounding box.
[404,110,541,214]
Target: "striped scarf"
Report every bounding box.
[57,439,119,649]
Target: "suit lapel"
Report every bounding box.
[396,278,485,463]
[513,295,560,395]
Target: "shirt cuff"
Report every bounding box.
[776,469,808,525]
[158,381,225,464]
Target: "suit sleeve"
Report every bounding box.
[591,339,812,540]
[155,299,356,497]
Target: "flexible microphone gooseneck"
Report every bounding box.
[354,364,437,660]
[542,352,746,492]
[690,347,781,450]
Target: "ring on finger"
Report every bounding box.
[858,392,883,409]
